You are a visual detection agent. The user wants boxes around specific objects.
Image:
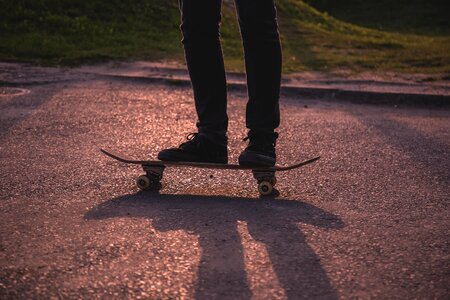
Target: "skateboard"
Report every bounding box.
[101,149,320,196]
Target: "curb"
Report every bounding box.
[102,74,450,107]
[1,73,449,107]
[280,85,450,107]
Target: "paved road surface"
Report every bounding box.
[0,78,449,299]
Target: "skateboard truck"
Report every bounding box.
[252,170,276,195]
[136,165,166,190]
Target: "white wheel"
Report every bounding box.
[136,175,151,190]
[258,181,273,196]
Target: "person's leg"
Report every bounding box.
[158,0,228,163]
[180,0,228,142]
[235,0,282,166]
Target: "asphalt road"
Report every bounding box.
[0,77,449,299]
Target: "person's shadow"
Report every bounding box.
[85,191,344,299]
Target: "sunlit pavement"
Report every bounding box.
[0,76,449,299]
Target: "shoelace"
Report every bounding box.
[186,132,198,141]
[180,132,198,147]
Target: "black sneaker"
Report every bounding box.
[238,132,278,167]
[158,133,228,164]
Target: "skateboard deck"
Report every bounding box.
[101,148,320,195]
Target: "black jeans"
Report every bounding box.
[179,0,282,142]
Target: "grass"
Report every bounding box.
[0,0,449,73]
[304,0,449,35]
[0,0,183,65]
[275,0,450,73]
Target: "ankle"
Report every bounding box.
[198,131,228,147]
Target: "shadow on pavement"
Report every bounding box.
[353,114,450,185]
[86,191,344,299]
[0,86,60,139]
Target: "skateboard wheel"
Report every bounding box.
[258,181,273,196]
[136,175,151,190]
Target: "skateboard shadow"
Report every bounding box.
[85,191,344,299]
